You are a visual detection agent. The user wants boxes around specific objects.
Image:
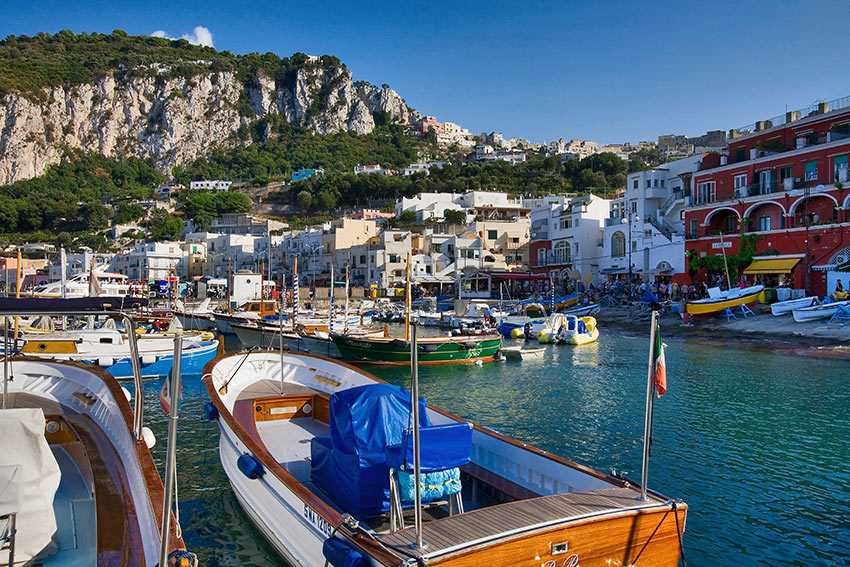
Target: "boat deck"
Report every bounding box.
[378,486,668,560]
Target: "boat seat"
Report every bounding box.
[310,384,430,520]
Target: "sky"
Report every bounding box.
[2,0,850,145]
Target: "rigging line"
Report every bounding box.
[672,500,688,567]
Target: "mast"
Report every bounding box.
[159,319,183,566]
[640,310,658,501]
[405,252,411,342]
[14,250,21,342]
[344,264,350,334]
[410,321,425,549]
[292,256,299,330]
[227,257,232,314]
[328,264,335,334]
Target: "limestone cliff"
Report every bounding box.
[0,62,419,185]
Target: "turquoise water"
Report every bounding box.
[141,330,850,566]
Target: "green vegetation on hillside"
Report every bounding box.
[0,29,342,99]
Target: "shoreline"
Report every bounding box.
[595,306,850,360]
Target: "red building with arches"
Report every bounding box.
[683,96,850,297]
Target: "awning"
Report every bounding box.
[836,261,850,273]
[489,272,549,281]
[743,257,801,274]
[600,267,628,274]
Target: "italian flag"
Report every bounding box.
[652,327,667,397]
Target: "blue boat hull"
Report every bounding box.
[80,340,219,379]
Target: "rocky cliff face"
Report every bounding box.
[0,62,419,185]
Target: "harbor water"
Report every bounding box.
[141,330,850,566]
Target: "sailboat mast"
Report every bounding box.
[344,264,350,334]
[640,310,658,501]
[410,321,425,548]
[292,256,299,330]
[328,264,334,334]
[405,252,411,342]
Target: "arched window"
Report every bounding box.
[612,231,626,258]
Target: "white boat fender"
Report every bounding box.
[475,359,483,366]
[141,426,156,449]
[97,357,114,367]
[141,354,156,365]
[121,386,132,403]
[237,453,264,479]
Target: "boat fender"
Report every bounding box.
[141,354,157,365]
[390,339,408,347]
[121,386,132,403]
[98,357,114,367]
[142,426,156,449]
[237,453,264,480]
[165,548,198,567]
[202,402,219,421]
[462,340,478,349]
[322,536,367,567]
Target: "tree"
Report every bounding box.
[397,210,417,224]
[296,190,313,209]
[443,209,467,224]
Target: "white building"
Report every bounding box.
[600,154,705,281]
[548,195,609,282]
[354,164,392,176]
[49,252,115,281]
[111,242,183,281]
[190,180,232,192]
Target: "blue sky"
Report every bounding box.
[2,0,849,145]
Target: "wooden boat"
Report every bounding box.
[499,345,545,360]
[685,285,764,319]
[0,357,192,566]
[792,299,850,322]
[331,333,502,365]
[770,296,817,316]
[203,350,687,567]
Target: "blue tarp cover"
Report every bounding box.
[311,383,430,519]
[385,423,472,473]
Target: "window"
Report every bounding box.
[734,173,747,190]
[653,179,659,187]
[633,179,639,189]
[431,243,441,253]
[487,230,497,240]
[835,155,848,183]
[631,241,638,253]
[805,161,818,182]
[726,215,736,232]
[735,149,746,163]
[611,231,626,258]
[389,254,400,263]
[759,216,771,231]
[360,255,366,264]
[660,179,665,188]
[646,180,651,189]
[537,248,546,266]
[630,201,637,214]
[697,182,716,204]
[511,237,519,243]
[779,165,793,189]
[689,219,697,236]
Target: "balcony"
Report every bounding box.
[605,217,626,227]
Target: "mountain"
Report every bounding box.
[0,31,419,185]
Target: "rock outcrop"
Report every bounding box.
[0,62,419,185]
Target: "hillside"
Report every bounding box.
[0,30,419,184]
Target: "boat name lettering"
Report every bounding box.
[347,339,369,348]
[303,504,333,536]
[541,555,580,567]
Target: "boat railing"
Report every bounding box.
[0,298,148,441]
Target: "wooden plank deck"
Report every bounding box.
[377,487,667,559]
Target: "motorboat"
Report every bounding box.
[30,268,131,298]
[175,298,218,332]
[213,299,280,335]
[792,300,850,323]
[203,349,687,567]
[0,297,194,566]
[685,285,764,319]
[330,332,502,365]
[14,325,219,379]
[538,315,599,345]
[770,296,818,316]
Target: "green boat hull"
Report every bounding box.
[330,335,502,365]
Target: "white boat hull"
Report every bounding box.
[792,300,850,322]
[770,296,817,316]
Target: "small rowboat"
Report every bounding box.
[770,296,817,316]
[792,300,850,322]
[500,345,545,360]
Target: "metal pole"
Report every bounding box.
[159,321,183,567]
[628,210,632,292]
[405,253,411,342]
[719,233,732,288]
[121,314,145,441]
[640,310,658,501]
[328,264,335,334]
[344,264,350,334]
[410,322,425,549]
[804,186,811,295]
[2,317,8,410]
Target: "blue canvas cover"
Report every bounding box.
[310,383,430,519]
[384,423,473,473]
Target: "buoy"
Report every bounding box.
[121,386,132,403]
[142,426,156,449]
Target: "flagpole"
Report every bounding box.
[640,309,658,501]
